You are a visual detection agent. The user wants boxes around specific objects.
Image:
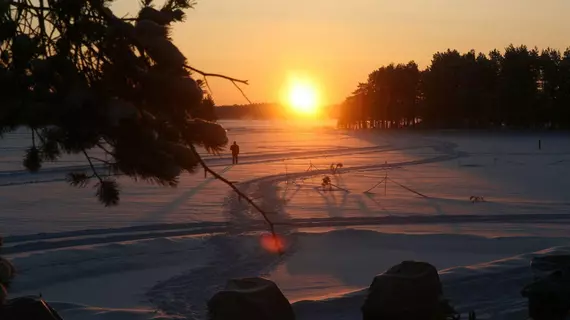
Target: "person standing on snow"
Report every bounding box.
[230,141,240,164]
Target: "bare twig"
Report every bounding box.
[185,65,252,104]
[82,149,103,182]
[32,129,43,143]
[189,144,272,228]
[8,1,47,11]
[185,65,248,84]
[231,81,252,104]
[36,0,47,53]
[96,142,114,156]
[189,144,283,254]
[203,77,213,96]
[89,156,114,165]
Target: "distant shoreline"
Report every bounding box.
[215,103,340,120]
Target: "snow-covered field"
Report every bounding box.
[1,120,570,320]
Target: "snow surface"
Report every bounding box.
[1,120,570,319]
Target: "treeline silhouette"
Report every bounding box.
[338,45,570,130]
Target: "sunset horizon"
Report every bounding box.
[110,0,570,106]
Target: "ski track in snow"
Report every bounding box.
[5,138,566,257]
[2,141,460,253]
[1,140,474,255]
[5,214,570,256]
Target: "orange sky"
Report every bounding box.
[113,0,570,106]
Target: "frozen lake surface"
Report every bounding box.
[1,120,570,319]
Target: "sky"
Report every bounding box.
[113,0,570,106]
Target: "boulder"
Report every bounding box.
[208,277,295,320]
[361,261,444,320]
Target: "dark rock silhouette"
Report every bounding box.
[208,277,295,320]
[361,261,454,320]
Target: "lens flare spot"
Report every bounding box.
[260,233,286,253]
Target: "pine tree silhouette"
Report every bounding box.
[0,0,239,206]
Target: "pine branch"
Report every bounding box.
[96,180,120,206]
[6,0,260,211]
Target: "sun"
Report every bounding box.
[286,79,320,115]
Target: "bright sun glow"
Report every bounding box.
[285,78,320,115]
